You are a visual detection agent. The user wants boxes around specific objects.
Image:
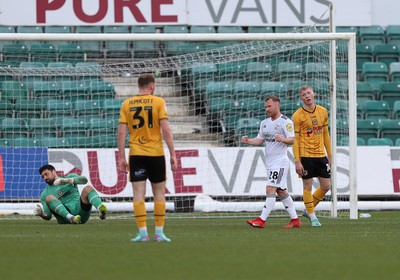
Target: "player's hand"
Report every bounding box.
[34,204,44,217]
[241,136,249,144]
[295,161,305,176]
[53,178,74,186]
[274,134,283,142]
[118,159,129,174]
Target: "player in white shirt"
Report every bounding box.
[241,95,301,229]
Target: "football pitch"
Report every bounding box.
[0,211,398,280]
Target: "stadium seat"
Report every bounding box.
[361,62,389,90]
[367,137,394,146]
[363,100,391,120]
[41,136,70,148]
[0,100,14,118]
[389,62,400,81]
[373,44,400,69]
[1,43,29,66]
[356,44,374,73]
[102,99,123,118]
[336,62,348,79]
[304,62,329,80]
[28,118,58,137]
[0,118,29,139]
[386,25,400,46]
[356,81,375,104]
[14,99,45,118]
[163,25,189,56]
[47,62,75,84]
[0,26,15,48]
[103,25,132,59]
[131,25,159,58]
[280,100,302,117]
[379,119,400,143]
[337,26,358,34]
[75,62,103,83]
[275,26,302,33]
[32,81,61,99]
[57,43,86,65]
[393,100,400,119]
[190,63,218,98]
[396,138,400,147]
[89,117,118,136]
[19,62,46,89]
[337,136,366,146]
[59,117,88,138]
[30,43,57,65]
[206,81,233,99]
[377,82,400,109]
[74,100,102,117]
[0,139,13,147]
[236,117,262,147]
[357,119,380,143]
[61,81,88,101]
[45,99,74,118]
[88,80,115,100]
[175,42,205,56]
[359,25,386,48]
[217,61,247,79]
[190,26,216,33]
[276,62,303,82]
[1,81,28,102]
[247,26,273,33]
[44,26,71,47]
[260,81,288,97]
[232,81,260,99]
[13,137,42,147]
[16,26,43,47]
[75,26,103,59]
[244,62,273,82]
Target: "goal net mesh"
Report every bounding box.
[0,26,352,219]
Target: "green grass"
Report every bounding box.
[0,212,399,280]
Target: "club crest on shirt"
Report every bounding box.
[286,123,293,132]
[58,190,63,196]
[312,119,318,125]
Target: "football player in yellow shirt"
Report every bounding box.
[292,85,332,227]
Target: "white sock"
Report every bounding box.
[138,227,148,235]
[280,193,298,219]
[260,195,276,220]
[309,212,317,220]
[66,214,73,222]
[155,226,163,233]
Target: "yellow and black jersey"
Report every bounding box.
[292,105,332,161]
[119,94,168,156]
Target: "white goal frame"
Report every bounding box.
[0,31,358,219]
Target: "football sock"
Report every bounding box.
[48,199,70,221]
[133,200,147,230]
[280,193,298,219]
[88,190,103,209]
[303,189,315,214]
[313,187,328,207]
[154,201,166,232]
[260,194,276,220]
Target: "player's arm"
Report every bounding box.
[241,135,264,146]
[291,116,304,175]
[54,175,88,186]
[117,122,129,173]
[323,124,332,165]
[160,118,177,172]
[277,120,295,145]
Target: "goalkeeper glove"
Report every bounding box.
[53,178,75,186]
[34,204,45,217]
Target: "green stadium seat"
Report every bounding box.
[232,81,260,98]
[131,25,159,58]
[304,62,329,80]
[41,136,70,148]
[356,81,375,104]
[217,61,247,79]
[363,100,391,120]
[337,136,366,146]
[190,26,216,33]
[362,62,389,90]
[367,137,393,146]
[75,26,103,59]
[386,25,400,46]
[217,26,244,33]
[280,100,302,117]
[58,43,86,65]
[275,26,302,33]
[103,26,132,59]
[377,82,400,109]
[389,62,400,82]
[88,80,115,100]
[45,99,74,118]
[0,26,15,48]
[163,25,189,57]
[0,100,14,118]
[245,62,273,82]
[356,44,373,73]
[19,62,46,90]
[393,100,400,119]
[102,99,123,118]
[30,43,57,65]
[28,118,58,137]
[175,42,204,56]
[47,62,75,84]
[236,117,262,147]
[59,117,88,138]
[380,119,400,143]
[75,62,103,83]
[0,139,13,147]
[206,81,233,99]
[247,26,273,33]
[89,117,118,136]
[357,119,380,143]
[260,81,288,97]
[16,26,43,47]
[396,138,400,146]
[44,26,71,47]
[1,43,29,66]
[336,26,358,34]
[1,81,28,102]
[336,62,348,79]
[359,25,386,48]
[32,81,61,99]
[74,100,102,117]
[276,62,303,82]
[14,99,45,118]
[61,81,88,101]
[373,44,400,69]
[13,137,42,147]
[0,118,29,139]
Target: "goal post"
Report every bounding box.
[0,30,357,219]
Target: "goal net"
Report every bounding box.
[0,27,357,219]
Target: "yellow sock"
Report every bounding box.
[133,200,147,229]
[313,187,328,207]
[303,189,314,214]
[154,201,166,228]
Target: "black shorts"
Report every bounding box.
[129,155,166,183]
[300,157,331,179]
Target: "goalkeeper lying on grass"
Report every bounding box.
[34,164,107,224]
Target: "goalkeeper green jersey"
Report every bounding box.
[40,173,81,218]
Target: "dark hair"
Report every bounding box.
[265,95,280,103]
[39,164,56,174]
[138,73,155,88]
